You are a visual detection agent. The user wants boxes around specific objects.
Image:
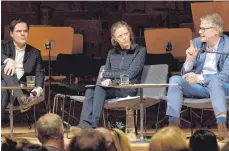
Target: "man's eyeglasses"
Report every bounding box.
[199,27,214,32]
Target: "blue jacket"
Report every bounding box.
[181,35,229,84]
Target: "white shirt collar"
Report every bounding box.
[15,44,26,52]
[207,38,220,52]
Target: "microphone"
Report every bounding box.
[199,47,229,55]
[166,42,174,52]
[45,40,54,50]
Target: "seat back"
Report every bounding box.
[140,64,168,99]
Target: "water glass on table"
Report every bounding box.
[26,76,35,88]
[120,74,129,85]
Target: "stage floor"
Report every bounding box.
[1,125,228,151]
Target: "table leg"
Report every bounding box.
[139,88,145,142]
[10,90,14,139]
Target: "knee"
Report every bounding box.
[95,85,105,93]
[85,88,94,96]
[169,76,183,85]
[1,73,17,80]
[208,78,223,89]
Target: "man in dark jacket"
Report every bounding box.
[1,17,45,112]
[72,21,146,129]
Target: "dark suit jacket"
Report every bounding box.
[1,40,45,88]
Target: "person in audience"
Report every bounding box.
[110,128,132,151]
[72,21,146,129]
[1,137,47,151]
[149,126,188,151]
[95,127,116,151]
[166,13,229,141]
[1,17,45,113]
[36,113,65,151]
[189,130,219,151]
[67,129,107,151]
[222,142,229,151]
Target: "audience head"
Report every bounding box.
[68,129,107,151]
[110,128,132,151]
[95,127,113,148]
[189,130,219,151]
[110,21,134,49]
[221,142,229,151]
[1,137,47,151]
[36,113,64,144]
[149,126,188,151]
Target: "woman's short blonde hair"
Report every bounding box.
[149,126,188,151]
[200,13,224,36]
[110,21,134,46]
[110,128,132,151]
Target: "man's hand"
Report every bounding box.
[30,87,43,97]
[101,79,112,86]
[4,59,15,76]
[182,72,198,84]
[186,40,198,62]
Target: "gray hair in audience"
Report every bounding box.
[37,113,64,144]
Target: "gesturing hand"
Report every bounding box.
[182,72,198,84]
[4,59,15,76]
[186,40,198,62]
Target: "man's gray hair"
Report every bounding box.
[200,13,224,36]
[37,113,64,144]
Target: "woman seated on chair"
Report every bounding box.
[71,21,146,129]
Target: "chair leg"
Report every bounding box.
[155,100,162,132]
[66,99,73,139]
[103,109,107,128]
[9,93,14,139]
[33,106,37,137]
[134,110,138,136]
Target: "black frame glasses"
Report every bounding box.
[199,27,214,32]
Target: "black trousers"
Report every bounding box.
[79,85,137,127]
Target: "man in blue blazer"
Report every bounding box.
[166,13,229,141]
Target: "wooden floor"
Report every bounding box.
[1,125,228,151]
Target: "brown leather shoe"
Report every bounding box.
[20,95,42,110]
[217,123,229,143]
[19,95,31,112]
